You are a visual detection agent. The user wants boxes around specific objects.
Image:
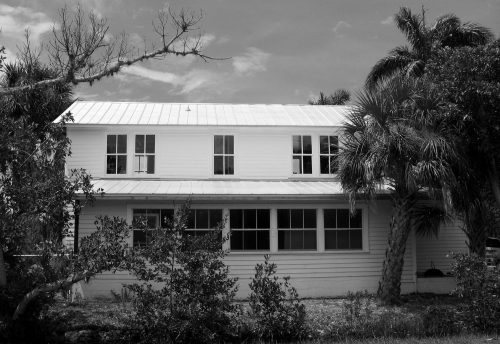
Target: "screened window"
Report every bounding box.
[277,209,316,250]
[132,208,174,247]
[230,209,270,251]
[292,135,312,174]
[320,135,339,174]
[324,209,363,250]
[214,135,234,175]
[134,135,155,174]
[106,135,127,174]
[187,209,223,237]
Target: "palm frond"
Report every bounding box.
[394,7,428,53]
[413,205,452,238]
[365,52,414,89]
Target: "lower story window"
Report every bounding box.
[132,208,174,247]
[277,209,317,250]
[324,209,363,250]
[186,209,223,237]
[230,209,270,250]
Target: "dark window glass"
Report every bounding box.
[303,156,312,174]
[304,231,317,249]
[117,155,127,174]
[225,156,234,175]
[230,210,243,229]
[196,209,209,228]
[214,156,223,174]
[244,209,256,229]
[257,231,270,250]
[324,209,337,228]
[106,155,116,174]
[117,135,127,153]
[290,231,303,249]
[107,135,116,153]
[133,230,148,247]
[337,230,350,249]
[146,135,155,153]
[320,136,329,154]
[210,209,223,228]
[330,136,339,154]
[290,209,303,228]
[231,231,243,250]
[214,135,223,154]
[278,230,289,250]
[337,209,350,228]
[350,229,363,249]
[320,156,329,174]
[257,209,270,228]
[135,135,144,153]
[292,156,302,174]
[147,156,155,174]
[350,209,362,228]
[224,135,234,154]
[293,136,301,154]
[277,209,290,228]
[244,231,257,250]
[187,210,195,229]
[331,157,339,173]
[304,209,316,228]
[303,136,312,154]
[325,230,337,249]
[160,209,174,228]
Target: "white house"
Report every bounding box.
[60,101,467,298]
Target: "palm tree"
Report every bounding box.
[366,7,494,89]
[339,76,457,304]
[309,89,350,105]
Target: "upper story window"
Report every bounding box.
[292,135,312,174]
[135,135,155,174]
[132,208,174,247]
[230,209,270,251]
[324,209,363,250]
[187,209,223,237]
[214,135,234,175]
[320,135,339,174]
[106,134,127,174]
[277,209,316,250]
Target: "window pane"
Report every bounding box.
[161,209,174,228]
[324,209,337,228]
[231,231,243,250]
[278,230,290,250]
[230,210,243,229]
[292,136,301,154]
[350,209,363,228]
[304,209,316,228]
[303,156,312,174]
[244,231,257,250]
[147,156,155,174]
[214,135,223,154]
[196,209,209,228]
[214,156,224,174]
[107,135,116,153]
[337,230,350,249]
[117,155,127,174]
[320,136,329,154]
[133,155,140,172]
[224,135,234,154]
[117,135,127,153]
[337,209,350,228]
[146,135,155,153]
[133,230,147,247]
[330,136,339,154]
[277,209,290,229]
[325,230,337,249]
[244,209,256,228]
[257,209,270,228]
[257,231,270,250]
[290,209,303,228]
[304,230,317,249]
[187,210,195,229]
[225,156,234,175]
[303,136,312,154]
[135,135,144,153]
[320,156,329,174]
[290,231,303,249]
[350,229,363,249]
[292,156,302,174]
[210,209,223,228]
[106,155,116,174]
[330,156,339,173]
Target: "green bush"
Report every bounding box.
[248,255,308,341]
[452,253,500,332]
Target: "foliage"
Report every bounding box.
[127,204,239,344]
[248,254,308,341]
[309,89,351,105]
[366,7,494,88]
[452,253,500,332]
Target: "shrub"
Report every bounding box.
[452,253,500,332]
[248,254,308,341]
[127,204,240,344]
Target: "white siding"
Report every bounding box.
[77,199,416,299]
[66,127,105,176]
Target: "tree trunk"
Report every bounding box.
[0,248,6,287]
[488,158,500,211]
[378,194,416,305]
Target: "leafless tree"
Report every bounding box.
[0,5,220,96]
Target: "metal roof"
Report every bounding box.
[86,179,348,200]
[59,101,350,127]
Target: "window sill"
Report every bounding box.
[227,250,370,255]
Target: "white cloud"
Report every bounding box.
[0,4,55,42]
[232,47,270,76]
[123,65,181,85]
[333,21,352,36]
[381,16,393,25]
[1,47,17,65]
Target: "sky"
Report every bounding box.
[1,0,499,104]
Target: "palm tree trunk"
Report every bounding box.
[378,194,416,305]
[0,248,6,287]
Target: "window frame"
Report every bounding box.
[322,206,369,252]
[134,134,156,175]
[105,134,128,175]
[186,208,224,237]
[319,135,339,175]
[291,135,313,175]
[277,208,317,251]
[131,208,175,248]
[229,209,270,251]
[213,135,235,176]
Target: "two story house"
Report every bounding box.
[60,101,467,298]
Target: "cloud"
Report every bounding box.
[123,65,181,85]
[232,47,270,76]
[333,21,352,36]
[381,16,393,25]
[0,4,55,42]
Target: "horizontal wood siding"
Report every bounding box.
[66,127,105,176]
[416,220,468,273]
[77,199,417,298]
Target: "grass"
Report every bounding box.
[308,335,500,343]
